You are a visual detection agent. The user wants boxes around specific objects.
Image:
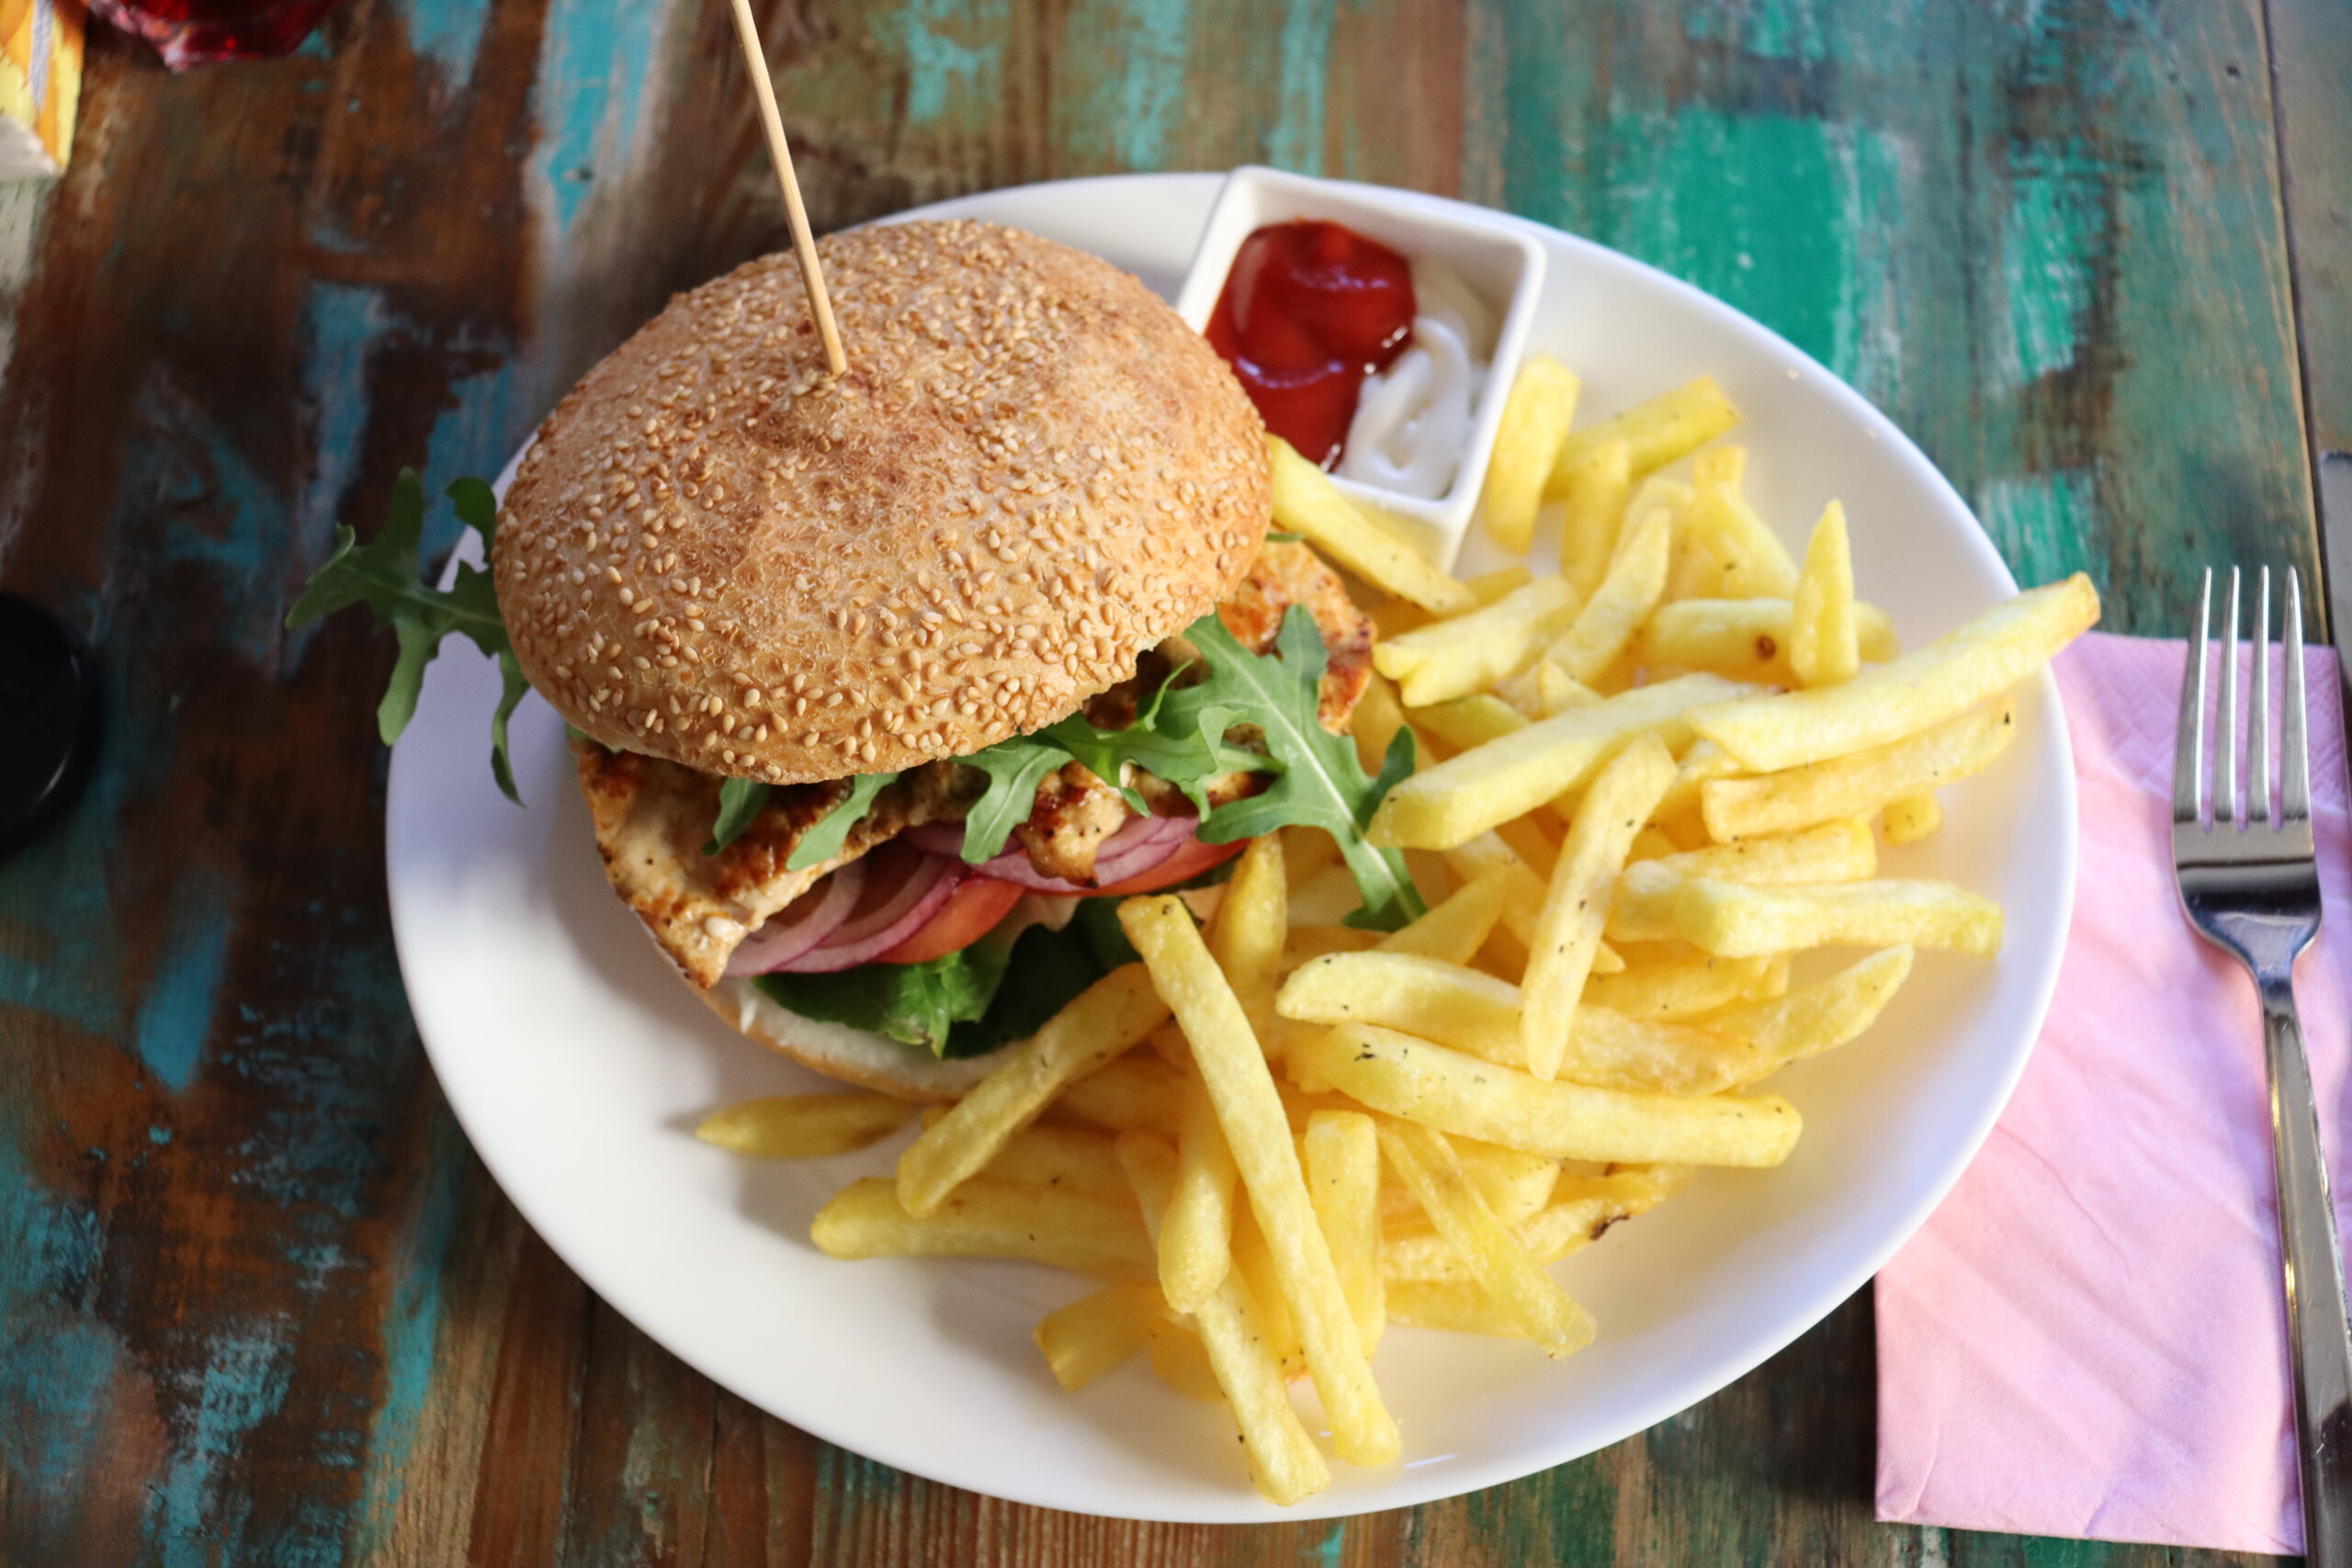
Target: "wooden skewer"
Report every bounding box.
[726,0,846,377]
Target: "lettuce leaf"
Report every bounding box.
[751,919,1107,1058]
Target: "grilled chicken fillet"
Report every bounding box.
[578,540,1374,989]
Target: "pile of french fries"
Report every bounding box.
[698,365,2102,1504]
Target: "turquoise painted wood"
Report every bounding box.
[0,1,2330,1563]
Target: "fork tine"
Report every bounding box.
[2288,566,2312,824]
[2176,567,2211,826]
[2255,567,2273,827]
[2222,567,2242,826]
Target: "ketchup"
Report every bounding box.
[1204,221,1418,468]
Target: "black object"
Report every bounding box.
[0,594,96,859]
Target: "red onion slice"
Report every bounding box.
[888,814,1203,892]
[1087,814,1198,885]
[723,860,867,976]
[775,847,965,973]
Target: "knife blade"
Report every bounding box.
[2323,450,2352,665]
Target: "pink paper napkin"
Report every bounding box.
[1876,631,2352,1556]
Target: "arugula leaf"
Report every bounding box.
[1182,607,1427,930]
[956,739,1070,862]
[781,771,899,871]
[705,777,775,856]
[288,470,533,803]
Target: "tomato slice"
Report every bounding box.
[872,875,1026,965]
[1083,834,1247,897]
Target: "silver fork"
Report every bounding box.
[2175,565,2352,1562]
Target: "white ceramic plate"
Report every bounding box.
[387,172,2075,1523]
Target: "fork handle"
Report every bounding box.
[2262,976,2352,1564]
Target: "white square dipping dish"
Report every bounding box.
[1170,165,1547,569]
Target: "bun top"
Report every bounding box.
[494,220,1269,783]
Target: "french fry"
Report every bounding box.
[1482,355,1580,555]
[1442,829,1531,885]
[1433,840,1549,954]
[1304,1109,1385,1355]
[1557,437,1634,597]
[1267,434,1476,614]
[1377,866,1510,964]
[1610,863,2003,958]
[1280,923,1386,974]
[1385,1280,1529,1338]
[1627,826,1680,863]
[1789,501,1860,686]
[1665,505,1730,603]
[1701,702,2016,842]
[1282,824,1343,894]
[1883,793,1943,844]
[1211,833,1288,1036]
[1582,953,1776,1020]
[1707,946,1915,1086]
[1035,1281,1162,1391]
[1639,597,1898,679]
[1145,1314,1226,1402]
[1380,1143,1555,1228]
[1229,1213,1306,1382]
[1369,674,1758,852]
[1118,1134,1329,1505]
[1605,861,1684,945]
[1592,939,1626,975]
[1350,671,1410,776]
[1545,376,1741,498]
[1385,1165,1696,1280]
[1551,1006,1769,1097]
[1657,818,1878,885]
[812,1178,1151,1277]
[1119,897,1401,1466]
[1368,597,1437,641]
[1278,950,1523,1061]
[1467,565,1535,605]
[1548,492,1673,682]
[1159,1074,1239,1314]
[1497,657,1600,720]
[1374,577,1581,706]
[1144,1019,1192,1067]
[975,1122,1131,1200]
[1679,479,1799,599]
[1411,693,1527,750]
[695,1092,916,1158]
[1289,1023,1802,1168]
[1652,739,1744,837]
[1048,1053,1184,1135]
[1376,1119,1596,1357]
[896,965,1170,1215]
[1522,735,1678,1079]
[1691,446,1746,488]
[1690,574,2100,771]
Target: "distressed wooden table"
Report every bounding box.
[3,1,2346,1562]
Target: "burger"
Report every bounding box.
[305,219,1419,1099]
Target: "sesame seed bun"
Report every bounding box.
[494,219,1270,784]
[697,977,999,1100]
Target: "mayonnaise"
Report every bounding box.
[1337,257,1497,501]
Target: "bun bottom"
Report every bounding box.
[696,978,1001,1100]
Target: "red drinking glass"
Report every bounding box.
[86,0,343,71]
